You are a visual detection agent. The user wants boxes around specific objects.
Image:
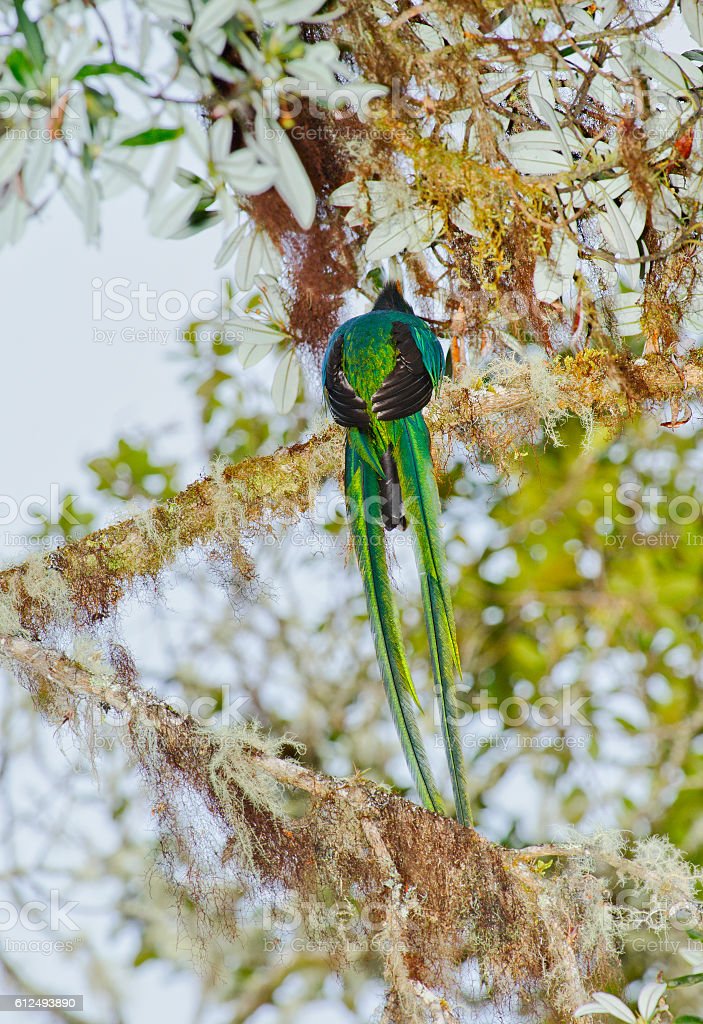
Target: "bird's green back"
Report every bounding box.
[339,312,398,406]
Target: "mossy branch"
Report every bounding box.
[0,633,598,1018]
[1,350,700,636]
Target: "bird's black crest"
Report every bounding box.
[372,283,415,315]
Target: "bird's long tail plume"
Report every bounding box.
[394,414,472,826]
[345,441,445,815]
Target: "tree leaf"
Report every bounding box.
[534,232,578,302]
[214,222,247,269]
[120,127,184,147]
[257,0,325,21]
[217,149,277,194]
[13,0,45,71]
[235,230,265,290]
[667,973,703,988]
[191,0,242,41]
[365,209,417,261]
[6,48,35,86]
[238,341,273,368]
[0,135,26,188]
[256,118,315,229]
[503,134,572,174]
[169,208,222,238]
[148,185,202,236]
[682,0,703,47]
[225,317,286,346]
[76,62,148,82]
[271,349,301,413]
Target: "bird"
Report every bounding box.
[321,281,471,826]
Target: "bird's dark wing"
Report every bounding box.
[371,321,434,422]
[323,332,370,428]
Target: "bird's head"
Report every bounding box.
[372,282,415,315]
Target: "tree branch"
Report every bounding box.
[1,350,700,633]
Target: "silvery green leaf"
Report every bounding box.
[682,292,703,334]
[620,192,646,241]
[285,55,338,92]
[622,42,690,92]
[675,52,703,87]
[101,155,148,196]
[406,208,443,251]
[214,222,247,268]
[329,180,362,207]
[503,138,571,174]
[682,0,703,46]
[581,175,630,205]
[256,273,288,323]
[235,230,264,289]
[365,209,417,261]
[449,199,479,236]
[367,179,398,220]
[145,0,192,18]
[22,137,52,200]
[529,94,574,164]
[0,195,28,247]
[183,114,210,162]
[329,81,387,121]
[575,1004,607,1018]
[271,349,301,413]
[534,232,578,302]
[0,136,26,188]
[226,317,286,345]
[170,209,222,238]
[139,12,152,64]
[209,116,232,164]
[598,0,619,28]
[505,128,584,152]
[597,190,640,288]
[612,292,643,337]
[637,982,666,1022]
[590,993,636,1024]
[191,0,241,40]
[589,73,625,113]
[440,120,466,152]
[567,7,596,31]
[218,149,277,193]
[148,185,202,237]
[256,117,315,228]
[480,70,515,104]
[528,70,556,115]
[260,231,281,276]
[216,182,237,223]
[238,340,273,368]
[207,56,247,84]
[410,22,444,50]
[151,138,181,195]
[257,0,324,21]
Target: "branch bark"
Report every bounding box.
[1,349,700,632]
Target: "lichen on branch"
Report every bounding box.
[0,349,700,636]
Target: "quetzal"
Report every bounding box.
[321,282,471,826]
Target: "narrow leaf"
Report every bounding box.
[120,127,184,147]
